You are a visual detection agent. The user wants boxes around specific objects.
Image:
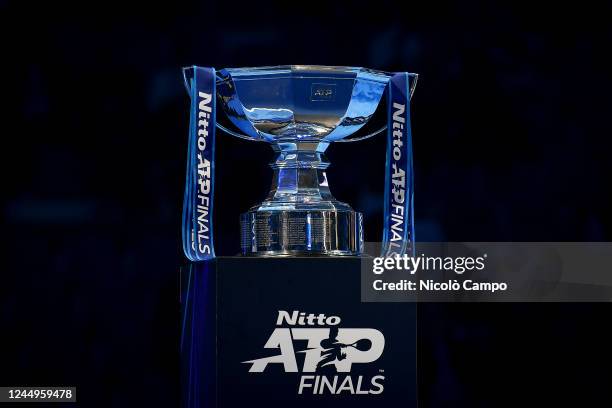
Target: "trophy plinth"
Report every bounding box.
[240,210,362,256]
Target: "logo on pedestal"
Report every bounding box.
[243,310,386,395]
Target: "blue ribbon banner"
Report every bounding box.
[381,73,415,257]
[181,67,414,261]
[182,66,216,261]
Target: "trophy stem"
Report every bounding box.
[239,144,363,256]
[267,149,333,203]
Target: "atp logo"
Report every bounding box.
[243,310,386,395]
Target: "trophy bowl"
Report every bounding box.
[209,65,412,256]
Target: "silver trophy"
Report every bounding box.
[209,65,417,256]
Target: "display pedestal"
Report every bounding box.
[181,257,416,408]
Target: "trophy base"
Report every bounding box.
[180,258,417,407]
[240,209,363,256]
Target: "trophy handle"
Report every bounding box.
[334,125,387,143]
[336,73,417,143]
[215,123,265,142]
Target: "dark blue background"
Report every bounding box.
[1,0,611,406]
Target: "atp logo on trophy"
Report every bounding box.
[243,310,386,395]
